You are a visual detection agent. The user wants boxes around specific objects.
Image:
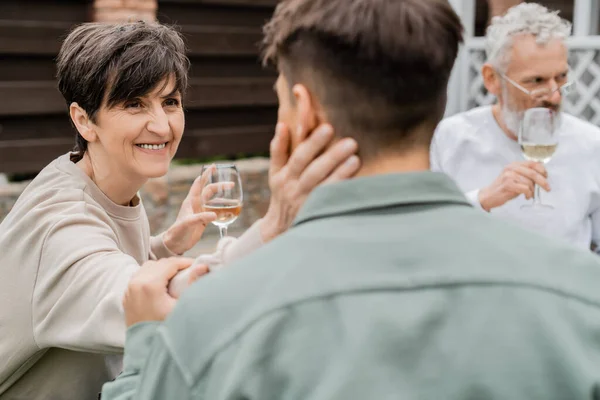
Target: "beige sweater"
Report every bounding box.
[0,153,263,400]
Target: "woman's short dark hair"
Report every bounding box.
[262,0,464,161]
[56,21,190,158]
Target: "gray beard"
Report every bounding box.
[501,102,522,137]
[501,102,563,139]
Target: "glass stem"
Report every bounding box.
[533,183,541,205]
[219,225,228,238]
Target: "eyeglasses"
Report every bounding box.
[499,73,575,101]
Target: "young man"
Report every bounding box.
[431,3,600,253]
[103,0,600,399]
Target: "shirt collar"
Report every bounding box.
[294,171,472,226]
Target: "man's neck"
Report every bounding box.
[491,104,518,141]
[77,153,145,206]
[355,149,430,177]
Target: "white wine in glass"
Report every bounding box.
[203,199,242,226]
[520,143,558,164]
[518,107,560,209]
[200,164,243,238]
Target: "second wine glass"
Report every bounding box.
[518,107,560,209]
[200,164,243,238]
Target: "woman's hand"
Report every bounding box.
[124,257,209,327]
[162,171,218,255]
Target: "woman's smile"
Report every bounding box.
[135,141,170,155]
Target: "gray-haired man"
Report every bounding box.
[432,2,600,253]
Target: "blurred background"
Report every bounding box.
[0,0,598,254]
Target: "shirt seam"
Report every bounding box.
[294,200,472,227]
[80,187,142,222]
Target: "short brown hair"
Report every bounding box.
[262,0,463,159]
[56,21,189,158]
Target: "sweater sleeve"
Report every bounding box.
[149,234,178,260]
[167,220,266,298]
[32,204,140,353]
[193,219,265,271]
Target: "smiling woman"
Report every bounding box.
[57,22,189,201]
[0,19,361,400]
[0,21,259,400]
[0,22,218,400]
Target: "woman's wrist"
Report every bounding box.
[161,230,184,256]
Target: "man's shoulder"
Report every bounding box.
[388,202,600,306]
[561,113,600,145]
[457,209,600,294]
[432,107,495,155]
[562,112,600,132]
[436,106,492,135]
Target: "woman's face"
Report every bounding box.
[89,76,184,180]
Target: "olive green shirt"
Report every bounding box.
[102,172,600,400]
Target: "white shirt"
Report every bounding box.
[431,106,600,254]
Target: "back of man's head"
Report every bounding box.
[262,0,464,160]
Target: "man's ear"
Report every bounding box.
[69,103,98,143]
[292,83,320,143]
[482,63,502,97]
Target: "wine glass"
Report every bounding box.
[200,164,243,238]
[518,107,560,209]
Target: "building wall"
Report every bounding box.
[94,0,158,22]
[0,0,277,174]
